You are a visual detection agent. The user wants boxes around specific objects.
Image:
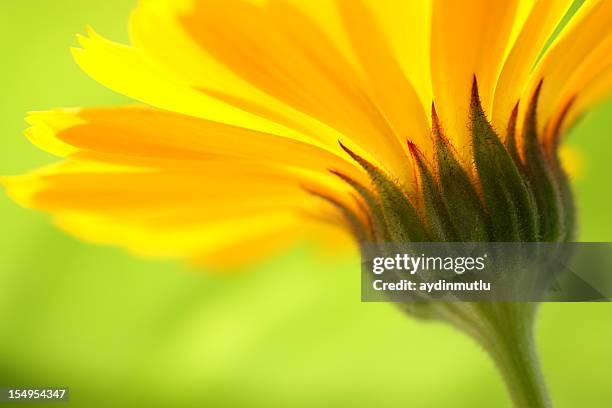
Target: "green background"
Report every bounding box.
[0,1,610,407]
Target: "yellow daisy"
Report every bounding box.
[3,1,612,406]
[5,0,610,265]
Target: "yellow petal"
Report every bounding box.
[545,35,612,139]
[492,0,572,132]
[4,169,306,215]
[360,0,433,113]
[20,107,367,186]
[562,65,612,135]
[191,223,352,270]
[177,0,412,179]
[336,0,431,157]
[53,210,310,259]
[1,158,357,261]
[431,0,519,159]
[525,0,612,135]
[129,0,347,151]
[72,27,311,144]
[559,144,584,181]
[24,109,85,157]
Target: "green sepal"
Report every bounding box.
[302,185,372,242]
[520,80,565,242]
[432,105,491,241]
[339,141,427,242]
[505,101,541,236]
[470,77,538,241]
[407,140,457,241]
[546,97,578,242]
[552,156,575,242]
[329,169,390,241]
[505,102,523,168]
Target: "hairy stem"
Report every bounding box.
[439,302,551,407]
[479,303,551,408]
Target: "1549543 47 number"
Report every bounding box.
[3,388,68,401]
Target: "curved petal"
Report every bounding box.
[1,159,356,262]
[431,0,519,159]
[337,0,431,158]
[129,0,347,151]
[359,0,432,113]
[492,0,572,132]
[525,0,612,135]
[4,103,370,263]
[544,35,612,139]
[22,107,368,187]
[54,210,315,261]
[75,1,415,181]
[562,64,612,136]
[190,222,354,269]
[72,28,313,144]
[176,0,412,179]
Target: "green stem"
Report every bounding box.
[480,304,551,408]
[437,303,551,407]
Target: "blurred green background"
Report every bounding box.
[0,1,610,407]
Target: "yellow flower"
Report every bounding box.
[2,0,611,266]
